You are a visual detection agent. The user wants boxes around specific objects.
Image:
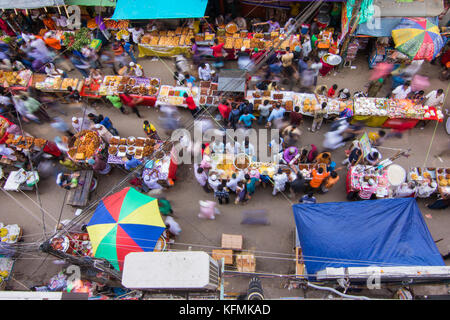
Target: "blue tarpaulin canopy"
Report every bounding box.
[292,198,444,278]
[356,18,402,37]
[111,0,208,20]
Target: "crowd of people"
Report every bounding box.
[0,5,448,242]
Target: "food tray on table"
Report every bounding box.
[436,168,450,188]
[98,75,123,96]
[109,136,150,159]
[35,76,63,91]
[421,167,436,180]
[60,78,80,91]
[292,93,319,116]
[0,70,32,88]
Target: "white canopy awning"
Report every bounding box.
[0,0,65,9]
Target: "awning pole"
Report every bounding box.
[57,6,61,15]
[44,7,48,13]
[64,5,69,18]
[14,9,17,15]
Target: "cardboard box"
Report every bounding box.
[221,234,243,250]
[212,249,234,265]
[236,253,255,272]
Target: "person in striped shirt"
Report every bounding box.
[358,179,377,200]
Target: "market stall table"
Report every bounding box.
[1,70,33,93]
[346,165,390,198]
[2,169,39,192]
[156,85,199,108]
[66,170,94,207]
[107,136,162,165]
[352,97,444,128]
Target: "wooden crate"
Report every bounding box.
[221,234,243,250]
[212,249,234,265]
[66,170,94,207]
[236,253,255,272]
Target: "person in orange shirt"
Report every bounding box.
[321,170,339,193]
[41,14,56,30]
[314,151,331,165]
[308,167,329,193]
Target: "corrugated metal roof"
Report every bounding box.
[0,0,65,9]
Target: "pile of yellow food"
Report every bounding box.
[0,270,9,280]
[0,71,25,86]
[69,130,101,161]
[303,98,317,113]
[0,117,9,138]
[410,173,418,180]
[438,176,449,186]
[61,78,79,90]
[216,158,235,172]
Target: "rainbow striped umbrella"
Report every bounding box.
[87,187,166,271]
[392,18,444,61]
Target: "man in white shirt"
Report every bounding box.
[208,174,222,192]
[272,169,288,195]
[128,26,144,44]
[45,63,65,77]
[72,117,91,133]
[225,137,241,154]
[424,89,445,108]
[198,63,212,81]
[143,171,163,190]
[391,82,412,100]
[226,171,245,192]
[129,62,144,77]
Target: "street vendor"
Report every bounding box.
[124,155,142,171]
[394,182,417,198]
[283,146,299,165]
[72,117,91,133]
[129,62,144,77]
[44,62,66,78]
[143,121,160,140]
[357,178,378,200]
[365,148,382,166]
[88,154,111,175]
[92,124,113,144]
[56,172,80,190]
[143,169,163,191]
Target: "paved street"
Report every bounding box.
[2,53,449,298]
